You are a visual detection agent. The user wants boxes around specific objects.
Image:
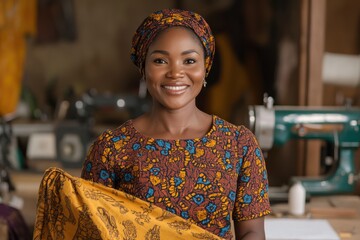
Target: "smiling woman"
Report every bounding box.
[34,8,271,240]
[144,27,206,111]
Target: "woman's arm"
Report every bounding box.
[234,217,266,240]
[232,126,270,239]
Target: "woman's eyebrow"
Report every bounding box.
[182,49,200,55]
[149,49,200,56]
[149,50,169,56]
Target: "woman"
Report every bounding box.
[82,9,270,239]
[34,8,270,240]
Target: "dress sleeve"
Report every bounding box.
[81,130,116,188]
[232,126,271,221]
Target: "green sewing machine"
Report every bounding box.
[248,97,360,195]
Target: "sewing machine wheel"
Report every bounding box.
[55,121,92,168]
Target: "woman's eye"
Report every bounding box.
[153,58,166,64]
[184,59,196,64]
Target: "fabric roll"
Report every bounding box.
[33,167,224,240]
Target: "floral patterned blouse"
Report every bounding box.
[81,115,271,239]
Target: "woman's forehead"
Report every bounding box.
[150,27,204,50]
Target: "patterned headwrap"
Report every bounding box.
[130,8,215,77]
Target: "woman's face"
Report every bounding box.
[144,27,206,111]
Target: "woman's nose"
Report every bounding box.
[166,62,184,78]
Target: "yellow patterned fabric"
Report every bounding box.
[0,0,37,115]
[33,167,224,240]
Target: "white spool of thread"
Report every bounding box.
[322,52,360,86]
[288,181,306,216]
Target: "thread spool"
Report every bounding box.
[322,52,360,86]
[288,181,306,216]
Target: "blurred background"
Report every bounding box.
[0,0,359,238]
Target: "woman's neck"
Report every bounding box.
[133,105,212,140]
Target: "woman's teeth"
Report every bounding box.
[164,85,187,91]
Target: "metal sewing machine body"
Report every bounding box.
[249,100,360,195]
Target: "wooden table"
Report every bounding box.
[270,195,360,240]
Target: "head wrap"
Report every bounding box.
[130,8,215,77]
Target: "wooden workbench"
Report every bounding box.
[269,195,360,240]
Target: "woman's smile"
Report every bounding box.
[162,84,189,94]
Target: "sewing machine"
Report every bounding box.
[55,90,151,168]
[248,97,360,195]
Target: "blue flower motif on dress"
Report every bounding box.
[236,158,243,174]
[235,130,239,139]
[201,218,210,225]
[215,118,224,125]
[222,151,233,170]
[219,224,230,237]
[186,140,195,154]
[112,136,120,142]
[145,144,156,151]
[156,140,171,155]
[197,176,210,185]
[241,175,250,182]
[255,148,262,160]
[150,167,160,176]
[155,140,171,148]
[100,170,109,180]
[132,143,141,150]
[124,173,134,182]
[220,127,230,133]
[86,162,92,172]
[146,187,154,199]
[260,189,265,197]
[242,146,248,156]
[192,194,204,205]
[166,207,176,214]
[160,149,169,156]
[243,194,252,204]
[206,202,217,213]
[201,137,208,143]
[173,177,183,187]
[228,191,236,202]
[156,139,165,147]
[158,140,171,156]
[263,170,267,180]
[181,211,189,219]
[112,134,126,142]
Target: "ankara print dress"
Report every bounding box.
[82,115,271,239]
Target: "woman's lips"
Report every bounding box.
[163,85,188,91]
[162,85,189,95]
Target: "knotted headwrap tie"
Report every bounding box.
[130,8,215,77]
